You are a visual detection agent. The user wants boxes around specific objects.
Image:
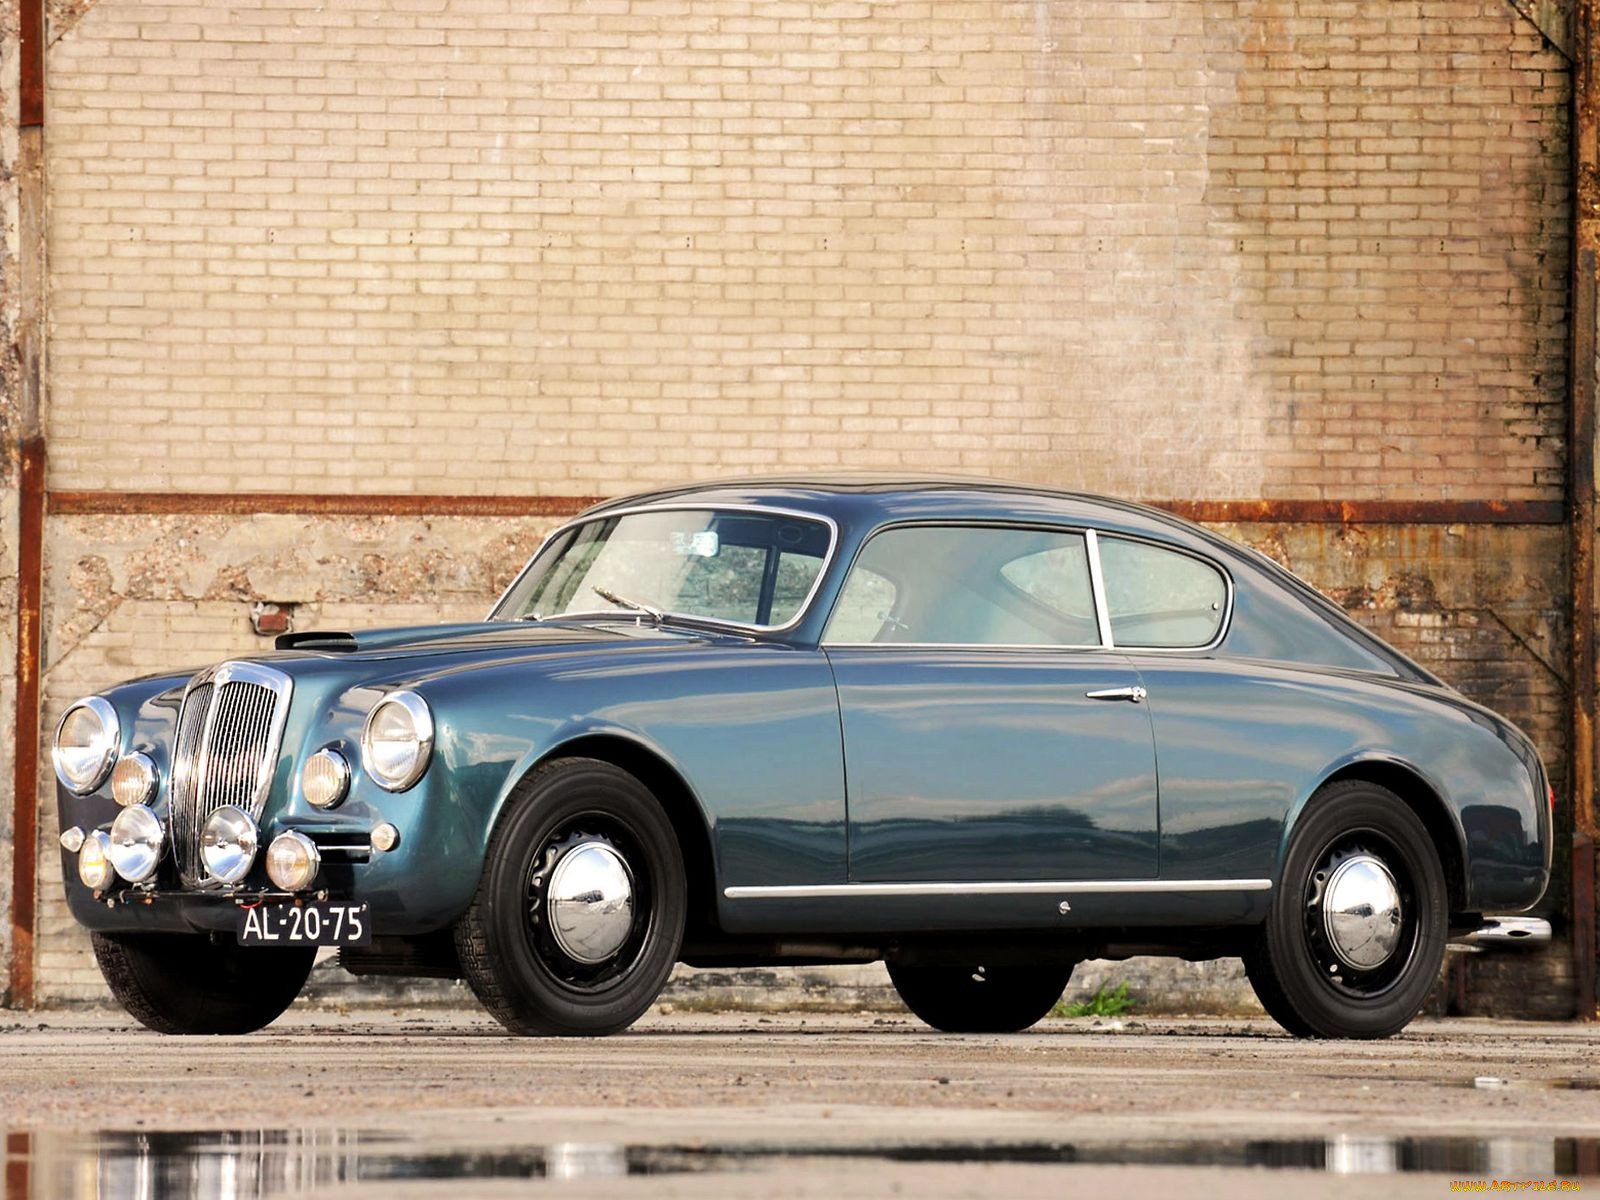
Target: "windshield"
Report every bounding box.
[491,508,835,629]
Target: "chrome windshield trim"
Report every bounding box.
[723,879,1273,899]
[487,503,840,635]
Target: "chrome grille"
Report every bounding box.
[168,662,293,886]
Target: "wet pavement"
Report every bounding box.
[3,1010,1598,1197]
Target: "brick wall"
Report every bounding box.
[41,0,1568,501]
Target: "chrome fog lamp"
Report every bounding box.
[361,691,434,792]
[78,830,115,890]
[266,830,321,891]
[302,748,351,809]
[200,805,259,885]
[111,752,159,808]
[107,804,164,883]
[53,697,120,795]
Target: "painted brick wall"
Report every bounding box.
[40,0,1569,501]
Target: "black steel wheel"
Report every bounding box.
[887,961,1073,1033]
[91,931,315,1035]
[455,757,686,1036]
[1245,779,1447,1039]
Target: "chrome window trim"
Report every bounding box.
[1092,530,1235,653]
[487,503,841,635]
[723,878,1272,899]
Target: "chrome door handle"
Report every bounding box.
[1086,685,1146,704]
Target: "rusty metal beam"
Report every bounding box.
[18,0,42,127]
[7,442,44,1010]
[43,491,1567,525]
[1161,499,1563,525]
[1571,0,1599,1019]
[47,491,608,518]
[8,0,47,1010]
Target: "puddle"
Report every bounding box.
[3,1128,1595,1197]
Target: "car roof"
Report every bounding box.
[578,472,1207,539]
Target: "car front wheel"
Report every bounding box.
[1244,779,1448,1039]
[92,931,315,1034]
[887,961,1073,1032]
[455,758,687,1036]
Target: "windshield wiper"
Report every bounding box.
[591,585,665,625]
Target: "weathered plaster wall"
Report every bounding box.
[31,515,1568,1001]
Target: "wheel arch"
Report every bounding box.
[517,733,722,943]
[1284,757,1470,915]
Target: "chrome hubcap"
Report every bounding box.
[546,841,635,964]
[1320,852,1403,970]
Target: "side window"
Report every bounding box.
[823,525,1100,647]
[1098,536,1227,648]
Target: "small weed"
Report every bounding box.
[1054,981,1135,1018]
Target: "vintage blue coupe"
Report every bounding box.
[55,477,1551,1038]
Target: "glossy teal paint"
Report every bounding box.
[826,648,1158,881]
[56,478,1551,955]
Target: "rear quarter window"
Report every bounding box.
[1098,536,1228,648]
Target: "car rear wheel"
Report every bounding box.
[887,961,1073,1032]
[455,757,687,1036]
[1244,779,1448,1039]
[91,931,315,1035]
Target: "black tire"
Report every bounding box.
[91,931,315,1035]
[1246,779,1448,1039]
[887,961,1073,1033]
[454,757,687,1036]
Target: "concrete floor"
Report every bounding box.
[3,1007,1598,1198]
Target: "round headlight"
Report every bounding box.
[108,803,165,883]
[111,752,159,808]
[200,805,259,885]
[266,830,321,891]
[302,748,351,809]
[361,691,434,792]
[53,697,120,795]
[78,830,115,891]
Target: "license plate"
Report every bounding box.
[237,901,371,947]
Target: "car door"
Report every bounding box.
[822,523,1160,883]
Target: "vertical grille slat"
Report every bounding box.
[167,663,293,887]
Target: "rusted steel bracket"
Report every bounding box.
[1510,0,1576,61]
